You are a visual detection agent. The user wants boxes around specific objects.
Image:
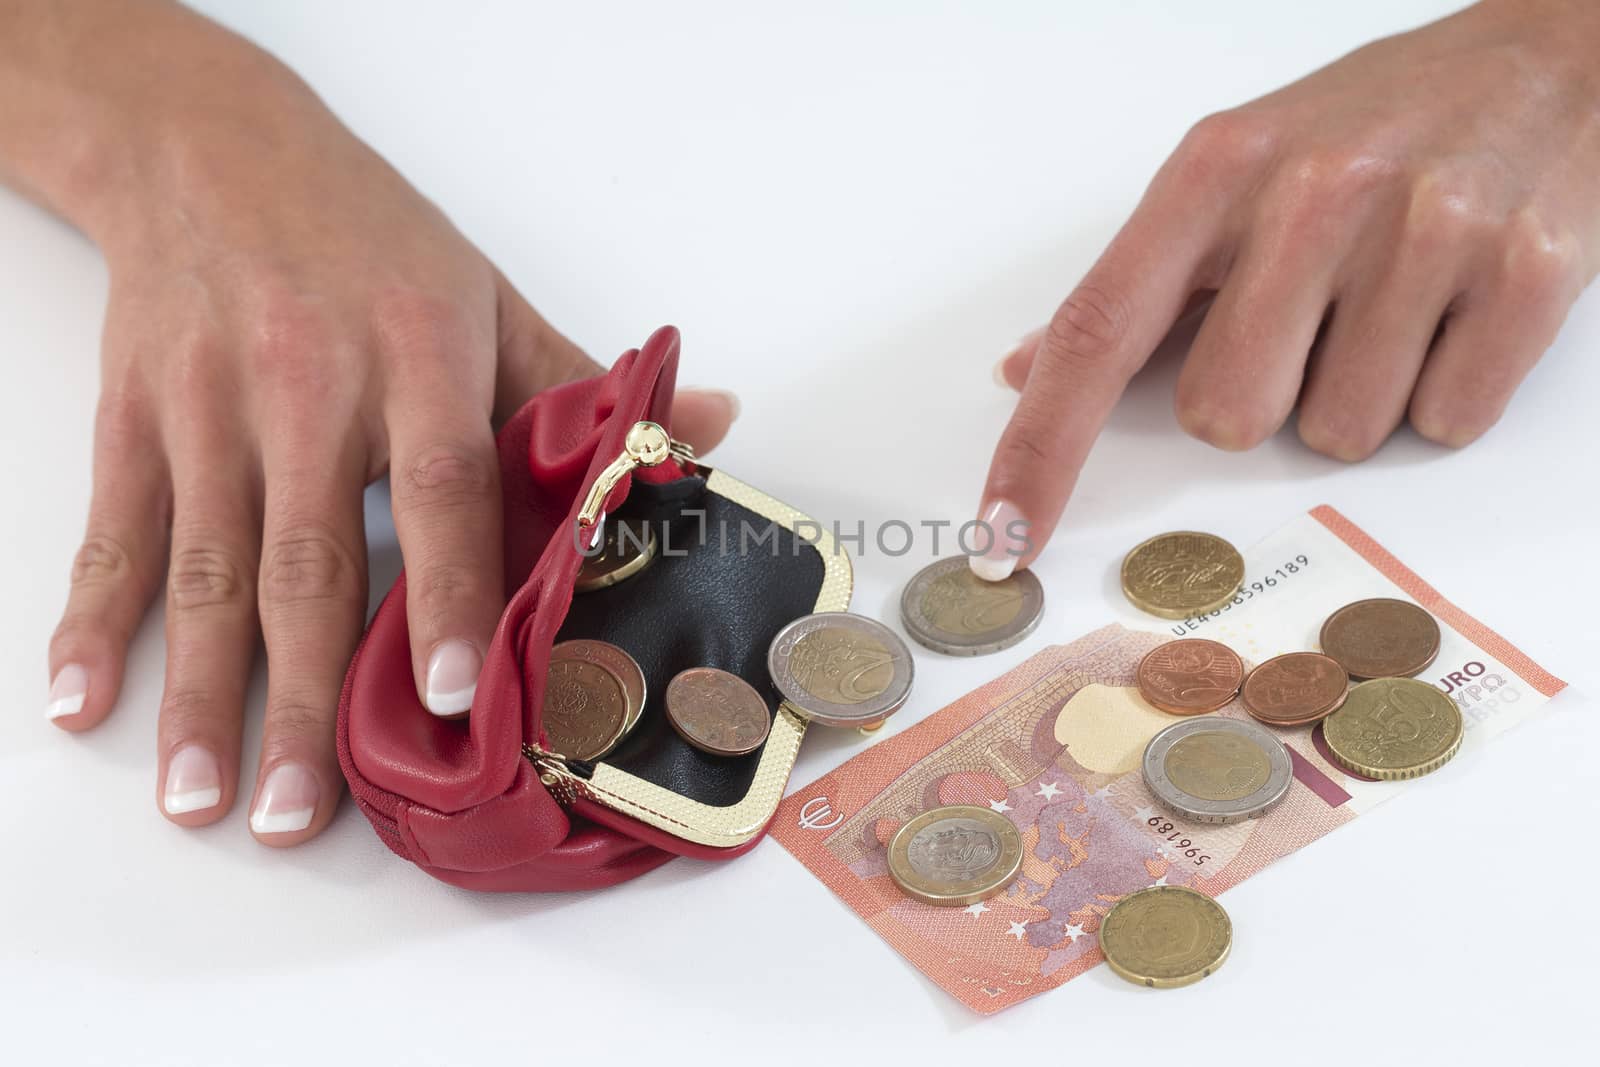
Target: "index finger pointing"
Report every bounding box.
[972,147,1234,579]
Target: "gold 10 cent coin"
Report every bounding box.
[1099,885,1232,988]
[1321,677,1463,780]
[1121,532,1244,620]
[575,519,657,593]
[887,805,1023,906]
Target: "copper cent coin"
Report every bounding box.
[1242,651,1349,727]
[551,639,648,735]
[665,667,772,757]
[1319,597,1441,679]
[541,648,631,761]
[1136,639,1245,715]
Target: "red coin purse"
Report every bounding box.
[336,327,851,891]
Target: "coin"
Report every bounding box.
[1321,677,1463,780]
[1142,716,1292,824]
[900,556,1044,656]
[574,519,657,593]
[1120,531,1244,619]
[664,667,772,757]
[1319,597,1441,679]
[887,805,1023,906]
[1136,639,1244,715]
[767,612,913,728]
[541,656,629,762]
[549,639,648,740]
[1099,885,1232,989]
[1241,651,1348,726]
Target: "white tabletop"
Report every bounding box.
[4,2,1595,1063]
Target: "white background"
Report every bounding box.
[3,1,1596,1063]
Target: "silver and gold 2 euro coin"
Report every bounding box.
[767,612,913,728]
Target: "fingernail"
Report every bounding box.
[993,327,1044,389]
[425,639,482,716]
[250,762,319,835]
[163,745,223,815]
[45,663,88,720]
[969,499,1028,582]
[681,386,741,422]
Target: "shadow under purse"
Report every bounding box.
[336,326,851,891]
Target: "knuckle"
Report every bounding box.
[168,545,251,613]
[71,535,137,590]
[1178,110,1275,175]
[264,699,334,743]
[408,560,495,628]
[395,441,497,512]
[372,289,476,363]
[1499,211,1579,306]
[250,301,336,393]
[1400,173,1481,258]
[1408,389,1492,449]
[1296,409,1383,462]
[93,382,154,454]
[259,525,360,607]
[159,686,223,735]
[1041,284,1133,371]
[1175,390,1274,452]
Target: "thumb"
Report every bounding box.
[672,387,741,455]
[491,268,604,424]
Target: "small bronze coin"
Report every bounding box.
[1322,677,1463,780]
[541,649,631,761]
[1100,885,1232,989]
[1136,639,1244,715]
[664,667,772,757]
[1242,651,1349,726]
[551,639,648,735]
[887,805,1023,906]
[575,520,656,593]
[1319,597,1441,679]
[1120,531,1244,620]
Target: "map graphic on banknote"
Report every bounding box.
[772,506,1565,1014]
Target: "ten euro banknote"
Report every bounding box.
[771,505,1565,1014]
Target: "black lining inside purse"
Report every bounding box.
[553,474,825,807]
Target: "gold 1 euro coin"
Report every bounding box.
[1100,885,1232,989]
[1319,597,1440,679]
[900,556,1044,656]
[575,519,657,593]
[767,612,914,728]
[887,805,1023,906]
[1321,677,1463,780]
[1121,531,1244,620]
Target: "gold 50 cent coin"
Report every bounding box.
[1121,532,1244,620]
[887,805,1023,906]
[1100,885,1232,988]
[1321,677,1463,780]
[1319,597,1441,679]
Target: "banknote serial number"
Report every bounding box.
[1146,816,1211,866]
[1169,554,1311,635]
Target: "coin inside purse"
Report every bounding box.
[541,466,851,846]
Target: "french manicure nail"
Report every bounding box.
[969,499,1028,582]
[45,664,88,720]
[425,639,482,716]
[163,745,223,815]
[250,762,319,835]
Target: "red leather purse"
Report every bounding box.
[337,327,850,891]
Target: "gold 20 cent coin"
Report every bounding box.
[1321,676,1463,780]
[887,805,1023,906]
[1100,885,1232,989]
[1121,531,1244,620]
